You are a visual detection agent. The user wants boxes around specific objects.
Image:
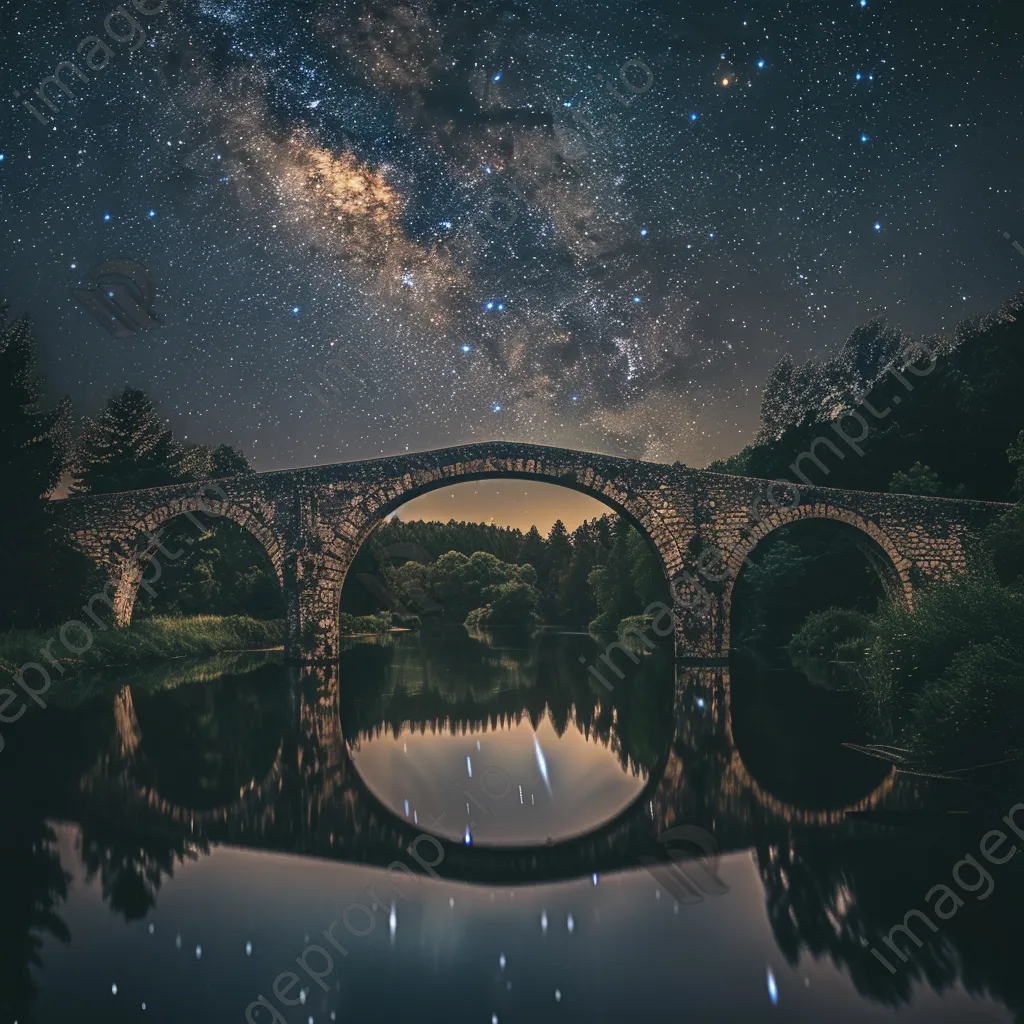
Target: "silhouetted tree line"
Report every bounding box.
[709,293,1024,502]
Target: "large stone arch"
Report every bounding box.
[719,504,912,653]
[110,496,286,627]
[299,453,685,661]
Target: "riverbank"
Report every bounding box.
[0,615,286,680]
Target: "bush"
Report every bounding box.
[909,638,1024,768]
[338,611,393,636]
[789,608,874,659]
[854,574,1024,738]
[464,581,540,629]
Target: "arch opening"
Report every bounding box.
[330,478,677,848]
[729,515,905,654]
[339,476,673,636]
[115,506,285,628]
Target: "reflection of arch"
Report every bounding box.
[112,498,285,626]
[722,506,912,651]
[85,684,287,829]
[700,668,898,828]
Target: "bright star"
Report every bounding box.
[861,134,869,143]
[291,305,301,314]
[103,213,111,221]
[147,209,156,218]
[874,222,882,231]
[492,403,502,412]
[640,227,649,236]
[856,73,862,81]
[690,112,699,121]
[461,344,471,353]
[633,296,642,304]
[757,60,766,69]
[493,73,502,82]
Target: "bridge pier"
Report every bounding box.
[286,550,343,663]
[671,585,730,661]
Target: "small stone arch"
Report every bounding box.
[110,497,286,627]
[720,504,912,653]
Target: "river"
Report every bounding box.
[0,629,1020,1022]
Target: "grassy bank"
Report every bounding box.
[790,576,1024,770]
[0,615,285,679]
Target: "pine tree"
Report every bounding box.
[517,524,547,575]
[560,520,601,627]
[541,519,572,621]
[71,387,178,494]
[174,442,251,481]
[587,516,641,632]
[0,307,93,627]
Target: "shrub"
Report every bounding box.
[854,574,1024,738]
[789,607,874,659]
[909,638,1024,768]
[338,611,393,636]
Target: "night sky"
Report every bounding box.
[2,0,1023,472]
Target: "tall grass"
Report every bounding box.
[0,615,285,678]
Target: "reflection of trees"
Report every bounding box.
[77,823,205,923]
[0,819,70,1024]
[756,827,1024,1017]
[338,628,676,775]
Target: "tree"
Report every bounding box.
[517,525,547,574]
[588,516,642,632]
[539,519,572,621]
[888,462,943,496]
[559,520,602,627]
[464,581,540,629]
[1009,430,1024,499]
[174,443,251,482]
[0,307,93,627]
[71,387,177,494]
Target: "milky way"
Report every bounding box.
[1,0,1022,468]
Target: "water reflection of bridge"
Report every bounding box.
[73,663,904,886]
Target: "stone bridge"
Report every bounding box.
[51,441,1007,660]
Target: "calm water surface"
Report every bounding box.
[1,630,1021,1023]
